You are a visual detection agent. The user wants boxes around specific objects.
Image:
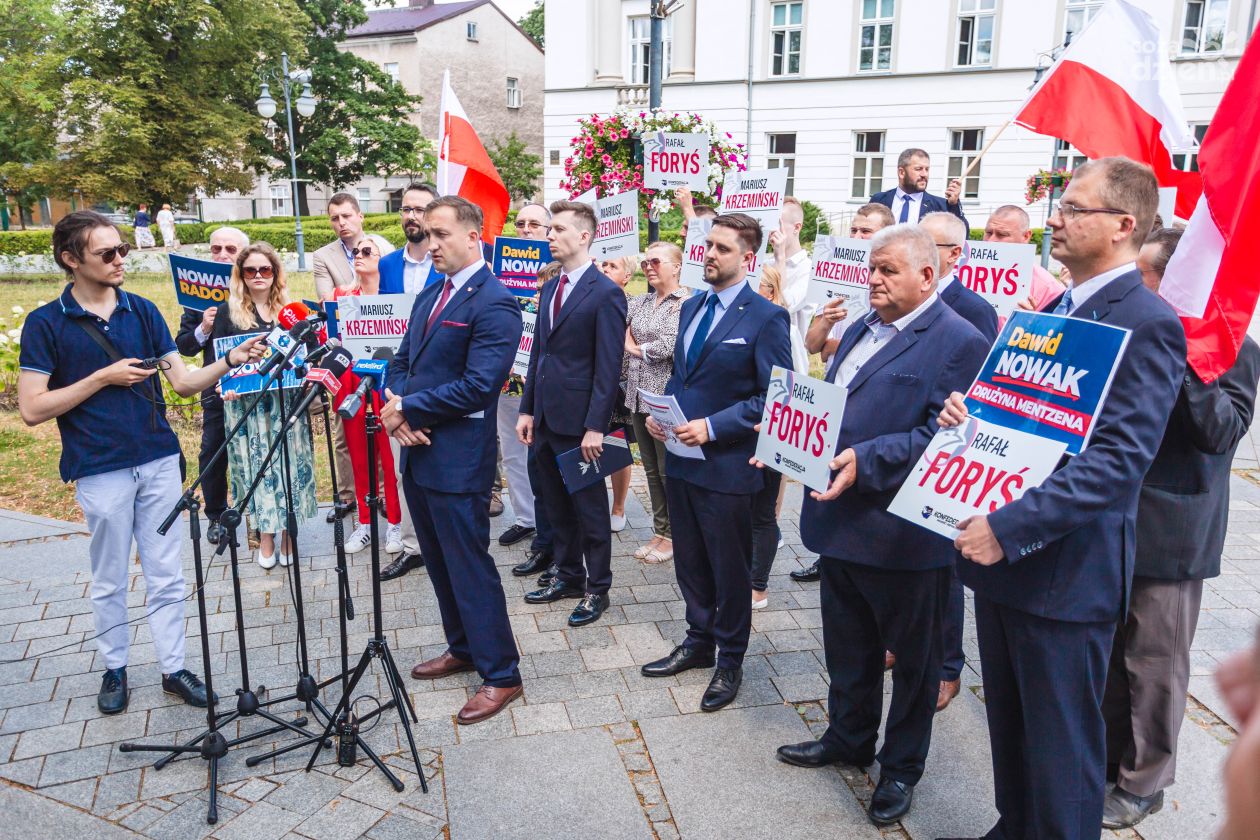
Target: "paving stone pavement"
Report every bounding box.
[0,464,1255,839]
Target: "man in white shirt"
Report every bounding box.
[770,197,815,350]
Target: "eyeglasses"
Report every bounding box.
[209,244,239,256]
[242,265,274,279]
[351,246,375,257]
[93,243,132,263]
[400,206,426,216]
[1056,202,1132,221]
[518,220,550,232]
[934,243,962,249]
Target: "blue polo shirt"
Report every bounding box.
[19,285,182,482]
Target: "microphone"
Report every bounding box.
[285,347,353,428]
[337,347,395,420]
[277,299,328,347]
[254,321,313,382]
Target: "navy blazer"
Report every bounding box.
[520,265,627,438]
[663,283,793,495]
[379,248,442,294]
[800,299,989,570]
[958,269,1186,622]
[871,188,968,229]
[940,277,999,342]
[386,263,523,494]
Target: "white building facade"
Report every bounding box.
[544,0,1254,229]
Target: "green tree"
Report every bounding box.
[54,0,308,206]
[263,0,425,215]
[518,1,543,48]
[487,132,542,203]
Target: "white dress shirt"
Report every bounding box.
[554,260,594,313]
[402,245,435,295]
[1061,262,1136,316]
[833,292,940,387]
[428,258,485,324]
[937,271,957,294]
[682,281,747,442]
[893,188,925,223]
[779,248,815,343]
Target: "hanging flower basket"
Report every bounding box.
[560,109,746,219]
[1025,168,1074,205]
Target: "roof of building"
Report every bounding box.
[345,0,493,40]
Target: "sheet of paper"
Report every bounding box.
[637,389,705,460]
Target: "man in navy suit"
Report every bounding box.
[380,195,525,725]
[871,148,968,229]
[517,200,627,627]
[918,210,998,713]
[937,157,1186,839]
[640,213,792,712]
[774,224,989,827]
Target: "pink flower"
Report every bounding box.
[601,154,612,165]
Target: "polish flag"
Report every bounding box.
[1013,0,1202,218]
[437,69,509,243]
[1158,29,1260,382]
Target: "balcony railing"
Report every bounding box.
[616,85,650,107]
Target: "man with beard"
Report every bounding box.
[871,148,968,228]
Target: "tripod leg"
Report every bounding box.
[381,647,428,793]
[149,710,241,771]
[380,647,419,722]
[354,732,404,792]
[303,646,375,773]
[207,757,219,825]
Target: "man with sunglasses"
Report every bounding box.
[18,211,267,717]
[174,226,249,545]
[935,158,1186,839]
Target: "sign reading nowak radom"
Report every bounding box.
[170,254,233,312]
[493,236,552,297]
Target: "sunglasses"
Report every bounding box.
[93,243,132,263]
[518,220,550,231]
[242,265,274,279]
[640,257,676,270]
[210,244,239,256]
[351,246,375,257]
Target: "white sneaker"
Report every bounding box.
[610,513,627,532]
[344,524,371,554]
[256,547,277,570]
[751,596,769,611]
[385,524,403,555]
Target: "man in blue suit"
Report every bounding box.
[379,182,440,297]
[937,157,1186,839]
[640,213,792,712]
[380,195,525,726]
[517,200,627,627]
[774,224,989,827]
[871,148,968,229]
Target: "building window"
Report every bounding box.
[467,21,478,41]
[948,128,984,199]
[550,150,561,166]
[1054,138,1089,171]
[383,62,399,83]
[269,183,291,216]
[767,133,796,196]
[1172,123,1210,172]
[956,0,996,67]
[506,77,522,109]
[770,2,804,77]
[851,130,885,198]
[1181,0,1229,55]
[859,0,895,72]
[1064,0,1102,44]
[627,16,673,85]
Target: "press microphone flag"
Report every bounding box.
[286,347,354,428]
[337,347,394,419]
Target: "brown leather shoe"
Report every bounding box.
[410,650,475,680]
[884,651,896,671]
[936,678,961,712]
[456,683,523,725]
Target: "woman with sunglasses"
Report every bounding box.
[333,236,404,557]
[214,243,319,569]
[598,255,638,533]
[623,242,687,565]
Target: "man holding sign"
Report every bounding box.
[642,213,792,713]
[776,224,988,827]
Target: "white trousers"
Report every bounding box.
[75,454,187,673]
[388,434,421,555]
[496,394,535,528]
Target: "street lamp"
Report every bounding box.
[256,52,316,269]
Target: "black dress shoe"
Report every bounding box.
[512,549,552,577]
[1102,787,1164,829]
[641,644,716,677]
[536,563,560,588]
[205,520,224,545]
[162,669,218,708]
[790,559,821,582]
[568,593,609,626]
[498,524,536,547]
[98,667,129,715]
[326,500,356,524]
[700,666,742,712]
[380,553,424,581]
[775,739,871,769]
[524,578,585,604]
[869,776,914,826]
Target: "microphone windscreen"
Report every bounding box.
[321,347,354,378]
[277,300,314,330]
[371,346,395,361]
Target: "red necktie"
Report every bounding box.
[425,278,454,335]
[552,273,569,324]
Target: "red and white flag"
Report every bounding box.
[1158,29,1260,382]
[1013,0,1202,218]
[437,69,509,243]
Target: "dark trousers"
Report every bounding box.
[819,557,949,785]
[975,594,1112,840]
[526,443,554,553]
[667,477,754,669]
[532,427,612,595]
[941,565,965,681]
[402,476,520,687]
[749,470,782,591]
[198,394,228,518]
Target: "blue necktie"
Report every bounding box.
[1052,287,1074,316]
[898,195,912,223]
[686,295,720,372]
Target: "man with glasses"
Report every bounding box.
[174,226,249,544]
[935,157,1186,839]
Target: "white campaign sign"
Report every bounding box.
[643,131,710,192]
[592,190,639,260]
[679,218,712,290]
[719,168,788,282]
[956,240,1036,319]
[336,294,416,360]
[807,236,872,318]
[512,310,537,377]
[754,366,847,493]
[887,416,1067,540]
